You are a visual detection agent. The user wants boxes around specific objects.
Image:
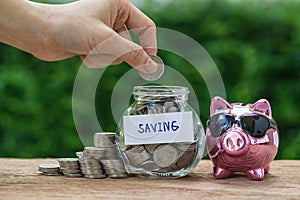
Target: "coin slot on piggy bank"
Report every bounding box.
[117,86,205,178]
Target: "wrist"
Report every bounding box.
[26,1,55,59]
[26,1,79,61]
[0,0,52,58]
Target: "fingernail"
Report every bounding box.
[143,58,158,74]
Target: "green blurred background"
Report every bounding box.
[0,0,299,159]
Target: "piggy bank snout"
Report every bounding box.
[221,131,250,156]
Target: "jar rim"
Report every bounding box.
[133,85,189,97]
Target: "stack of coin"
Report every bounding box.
[73,132,128,179]
[57,158,83,178]
[38,132,129,179]
[38,164,61,176]
[100,159,128,178]
[77,154,106,179]
[94,132,116,148]
[94,132,121,160]
[76,151,83,158]
[94,132,128,178]
[83,147,106,160]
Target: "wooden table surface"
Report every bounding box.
[0,159,299,200]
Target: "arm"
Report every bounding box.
[0,0,49,57]
[0,0,157,73]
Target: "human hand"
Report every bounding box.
[0,0,157,73]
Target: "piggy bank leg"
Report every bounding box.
[245,168,265,180]
[213,166,232,179]
[264,165,270,174]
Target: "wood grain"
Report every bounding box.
[0,159,299,200]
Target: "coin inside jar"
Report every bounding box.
[139,55,164,81]
[153,145,178,168]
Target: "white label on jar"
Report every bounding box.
[123,111,194,145]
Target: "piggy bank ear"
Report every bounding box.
[250,99,272,117]
[210,96,232,115]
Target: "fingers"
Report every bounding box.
[116,25,157,72]
[81,31,157,73]
[116,25,132,42]
[118,36,157,73]
[80,54,122,68]
[122,2,157,55]
[80,1,158,72]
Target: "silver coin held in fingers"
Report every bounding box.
[139,55,164,81]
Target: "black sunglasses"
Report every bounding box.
[207,113,277,138]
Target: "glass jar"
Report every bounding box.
[116,86,205,178]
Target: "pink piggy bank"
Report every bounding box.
[206,97,279,180]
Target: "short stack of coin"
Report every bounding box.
[57,158,83,178]
[38,164,61,176]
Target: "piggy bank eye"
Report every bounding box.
[208,114,234,137]
[240,115,270,138]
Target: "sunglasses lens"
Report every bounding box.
[208,114,234,137]
[241,115,269,138]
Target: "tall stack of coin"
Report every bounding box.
[94,132,128,178]
[77,150,106,179]
[94,132,116,148]
[57,158,83,177]
[100,159,128,178]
